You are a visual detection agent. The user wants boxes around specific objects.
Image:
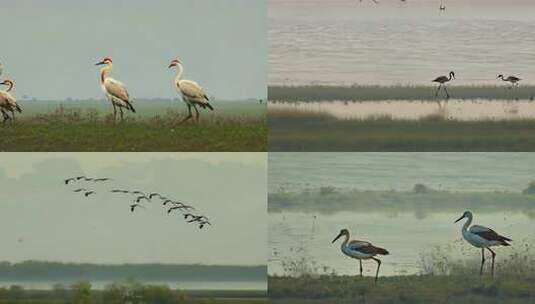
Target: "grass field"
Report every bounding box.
[0,106,266,151]
[269,242,535,304]
[268,110,535,151]
[268,85,535,101]
[269,275,535,304]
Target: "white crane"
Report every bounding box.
[454,211,511,277]
[95,57,136,121]
[332,229,389,283]
[0,79,22,123]
[168,58,213,124]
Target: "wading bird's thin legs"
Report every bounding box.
[359,260,363,277]
[119,107,124,121]
[435,84,442,97]
[372,257,381,284]
[2,110,10,124]
[480,248,486,276]
[112,103,117,122]
[193,105,200,122]
[11,110,15,122]
[178,104,193,125]
[488,248,496,278]
[443,85,450,99]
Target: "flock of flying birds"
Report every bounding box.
[64,176,212,229]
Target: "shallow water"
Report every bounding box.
[269,0,535,86]
[268,153,535,193]
[270,99,535,120]
[269,211,535,277]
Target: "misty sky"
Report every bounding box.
[0,153,266,265]
[0,0,266,100]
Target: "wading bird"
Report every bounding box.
[95,57,136,121]
[454,211,511,277]
[0,80,22,123]
[84,191,96,197]
[168,58,213,124]
[432,71,455,99]
[497,74,521,88]
[130,203,145,212]
[332,229,389,283]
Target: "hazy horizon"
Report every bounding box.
[0,0,266,100]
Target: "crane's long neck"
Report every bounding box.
[5,82,13,92]
[461,215,472,234]
[100,64,112,84]
[340,233,350,251]
[175,63,184,84]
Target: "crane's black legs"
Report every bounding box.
[435,84,442,97]
[112,103,117,123]
[119,107,124,121]
[487,248,496,278]
[371,257,381,284]
[178,104,193,125]
[480,248,486,276]
[193,105,200,122]
[359,259,363,277]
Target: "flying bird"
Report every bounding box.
[130,204,146,212]
[73,188,88,193]
[332,229,389,283]
[198,221,212,229]
[64,177,77,185]
[84,191,96,197]
[455,211,511,277]
[93,177,112,182]
[135,195,151,203]
[168,58,214,124]
[111,189,130,193]
[95,57,136,121]
[149,193,166,199]
[0,80,22,123]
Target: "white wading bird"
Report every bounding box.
[455,211,512,277]
[432,71,455,99]
[168,58,213,124]
[497,74,521,88]
[0,80,22,123]
[95,57,136,121]
[332,229,389,283]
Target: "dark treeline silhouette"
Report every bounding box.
[0,261,265,282]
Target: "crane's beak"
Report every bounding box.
[332,232,343,244]
[95,61,105,66]
[454,215,464,223]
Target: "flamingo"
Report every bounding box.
[432,71,455,99]
[454,211,511,277]
[95,57,136,121]
[168,58,213,124]
[497,74,521,88]
[0,80,22,123]
[332,229,389,283]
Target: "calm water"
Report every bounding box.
[0,280,266,291]
[269,211,534,276]
[269,0,535,86]
[268,153,535,193]
[270,99,535,120]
